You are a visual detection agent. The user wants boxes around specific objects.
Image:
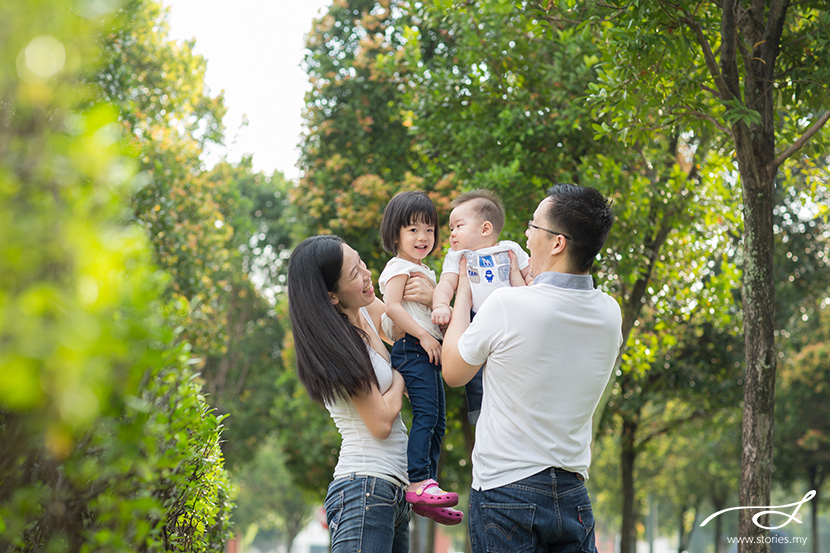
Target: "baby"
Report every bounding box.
[431,189,531,423]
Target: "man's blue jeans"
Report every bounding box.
[391,334,446,482]
[324,474,410,553]
[469,468,597,553]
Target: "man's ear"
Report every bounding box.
[550,234,568,257]
[481,221,494,237]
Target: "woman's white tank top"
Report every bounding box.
[326,307,409,485]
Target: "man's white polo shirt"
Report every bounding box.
[457,272,622,491]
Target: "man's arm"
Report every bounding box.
[441,259,482,387]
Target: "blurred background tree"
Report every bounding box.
[0,0,233,550]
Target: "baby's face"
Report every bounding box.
[448,202,487,251]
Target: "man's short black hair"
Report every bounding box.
[543,184,614,273]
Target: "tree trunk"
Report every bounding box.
[427,519,436,553]
[620,416,639,553]
[411,514,423,553]
[677,507,687,553]
[735,146,777,553]
[714,514,724,553]
[807,465,823,553]
[720,1,784,549]
[811,492,818,553]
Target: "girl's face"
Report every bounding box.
[396,219,436,264]
[330,244,375,312]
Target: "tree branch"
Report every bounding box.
[700,84,722,99]
[682,107,734,137]
[716,0,743,100]
[773,110,830,170]
[638,409,707,448]
[681,16,733,100]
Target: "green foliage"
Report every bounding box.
[95,0,297,473]
[294,0,428,273]
[400,0,614,233]
[271,321,342,498]
[97,0,226,149]
[776,306,830,484]
[580,1,830,156]
[773,183,830,493]
[1,0,232,550]
[233,437,315,552]
[196,160,294,469]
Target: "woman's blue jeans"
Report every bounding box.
[390,334,446,483]
[469,468,597,553]
[325,474,410,553]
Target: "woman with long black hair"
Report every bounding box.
[287,235,432,553]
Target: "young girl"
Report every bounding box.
[379,191,463,526]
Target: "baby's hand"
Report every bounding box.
[508,250,526,287]
[432,304,451,327]
[420,334,442,365]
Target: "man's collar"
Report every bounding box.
[533,271,594,290]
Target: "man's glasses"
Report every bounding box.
[527,221,571,240]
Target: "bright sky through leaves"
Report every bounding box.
[163,0,330,180]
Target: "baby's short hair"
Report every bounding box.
[451,189,505,234]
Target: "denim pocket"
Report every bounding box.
[577,504,596,553]
[481,502,536,553]
[324,489,344,534]
[365,477,399,509]
[391,336,423,372]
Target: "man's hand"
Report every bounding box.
[440,256,480,387]
[456,257,472,309]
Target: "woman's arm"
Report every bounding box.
[366,296,393,345]
[352,370,406,439]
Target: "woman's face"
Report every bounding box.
[330,244,375,312]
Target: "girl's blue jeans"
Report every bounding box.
[390,334,446,483]
[325,474,410,553]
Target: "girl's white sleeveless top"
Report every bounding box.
[326,307,409,485]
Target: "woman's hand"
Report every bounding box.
[402,272,435,306]
[353,371,406,440]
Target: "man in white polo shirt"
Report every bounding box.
[442,184,622,553]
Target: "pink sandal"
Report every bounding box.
[405,479,459,507]
[412,503,464,526]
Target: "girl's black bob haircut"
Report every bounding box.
[380,190,440,255]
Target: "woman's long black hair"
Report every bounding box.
[287,235,378,405]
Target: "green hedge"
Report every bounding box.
[0,0,233,551]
